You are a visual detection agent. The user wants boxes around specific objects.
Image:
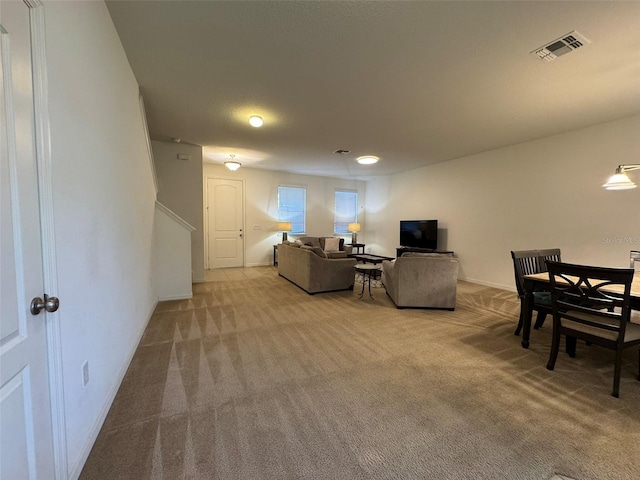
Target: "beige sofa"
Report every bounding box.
[278,241,356,294]
[382,252,459,309]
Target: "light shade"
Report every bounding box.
[347,223,361,233]
[356,155,379,165]
[224,161,241,171]
[249,115,263,127]
[603,164,639,190]
[603,172,636,190]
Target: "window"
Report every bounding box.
[278,186,306,234]
[334,190,358,234]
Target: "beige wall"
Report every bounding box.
[203,164,367,266]
[152,140,205,282]
[366,115,640,289]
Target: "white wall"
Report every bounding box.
[366,115,640,289]
[154,202,195,300]
[202,164,367,266]
[45,2,157,476]
[152,140,206,282]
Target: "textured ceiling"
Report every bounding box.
[106,1,640,179]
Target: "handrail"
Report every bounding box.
[154,201,195,232]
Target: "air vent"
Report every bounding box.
[531,31,590,62]
[334,149,351,155]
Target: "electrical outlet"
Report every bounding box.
[82,361,89,387]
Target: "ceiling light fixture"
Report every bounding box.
[603,164,639,190]
[357,155,379,165]
[224,154,241,171]
[249,115,263,128]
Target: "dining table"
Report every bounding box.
[519,270,640,348]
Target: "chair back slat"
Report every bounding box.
[631,250,640,270]
[537,248,561,273]
[511,250,539,296]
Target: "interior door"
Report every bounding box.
[206,178,244,268]
[1,2,55,477]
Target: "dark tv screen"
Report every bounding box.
[400,220,438,250]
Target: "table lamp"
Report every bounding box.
[278,221,292,241]
[348,223,361,244]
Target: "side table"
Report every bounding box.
[273,245,278,266]
[354,264,381,299]
[348,243,365,255]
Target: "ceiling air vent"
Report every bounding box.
[531,31,591,62]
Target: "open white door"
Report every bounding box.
[206,178,244,268]
[1,2,56,477]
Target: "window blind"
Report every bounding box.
[278,186,306,234]
[334,190,358,234]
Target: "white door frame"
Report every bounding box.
[22,1,67,477]
[205,176,245,269]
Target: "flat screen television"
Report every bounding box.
[400,220,438,250]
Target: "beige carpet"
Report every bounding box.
[81,267,640,479]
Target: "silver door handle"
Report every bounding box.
[30,294,60,315]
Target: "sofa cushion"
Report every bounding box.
[300,237,322,248]
[311,246,328,258]
[326,251,348,259]
[324,237,341,252]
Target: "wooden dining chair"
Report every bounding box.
[631,250,640,270]
[511,249,561,335]
[545,261,640,398]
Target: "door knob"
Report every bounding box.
[30,294,60,315]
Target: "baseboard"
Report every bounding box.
[458,276,515,293]
[69,298,158,480]
[245,261,274,267]
[158,293,192,301]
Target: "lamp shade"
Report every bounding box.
[347,223,361,233]
[603,172,637,190]
[603,164,639,190]
[278,222,292,232]
[224,161,241,171]
[224,154,241,171]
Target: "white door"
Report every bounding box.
[1,2,56,478]
[206,178,244,268]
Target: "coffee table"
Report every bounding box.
[354,264,382,299]
[349,254,394,264]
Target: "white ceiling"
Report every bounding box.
[106,1,640,179]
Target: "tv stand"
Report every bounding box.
[397,247,454,258]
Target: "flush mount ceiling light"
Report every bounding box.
[249,115,263,128]
[603,164,639,190]
[357,155,379,165]
[224,154,241,171]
